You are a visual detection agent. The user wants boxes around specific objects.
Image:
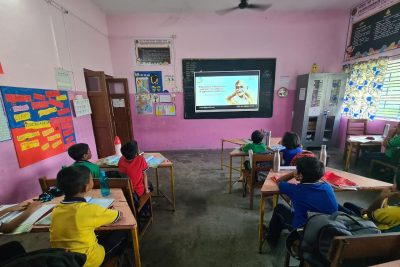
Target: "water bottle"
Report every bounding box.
[114,136,122,157]
[320,145,327,166]
[266,131,272,147]
[273,150,280,172]
[99,170,110,197]
[383,124,390,138]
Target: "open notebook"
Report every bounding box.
[35,198,114,226]
[0,204,55,234]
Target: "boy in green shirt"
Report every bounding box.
[241,130,266,153]
[68,143,100,178]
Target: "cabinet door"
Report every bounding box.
[321,74,347,145]
[304,74,327,146]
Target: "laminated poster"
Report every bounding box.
[134,71,164,93]
[135,94,153,115]
[0,86,76,168]
[0,93,11,141]
[155,102,176,116]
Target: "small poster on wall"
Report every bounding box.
[135,94,153,115]
[1,86,76,168]
[135,71,164,93]
[0,94,11,141]
[155,102,176,116]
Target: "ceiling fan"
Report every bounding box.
[216,0,272,15]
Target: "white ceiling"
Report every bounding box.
[91,0,362,15]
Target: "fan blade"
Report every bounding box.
[247,3,272,11]
[216,6,239,16]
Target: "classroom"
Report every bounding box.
[0,0,399,266]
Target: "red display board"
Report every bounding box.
[1,86,76,168]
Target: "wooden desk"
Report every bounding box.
[221,138,248,170]
[227,137,281,193]
[31,189,141,267]
[257,167,393,253]
[97,153,176,211]
[345,135,383,171]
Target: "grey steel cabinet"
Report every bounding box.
[292,73,347,148]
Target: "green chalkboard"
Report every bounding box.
[182,58,276,119]
[348,2,400,60]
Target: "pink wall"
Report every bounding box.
[0,1,113,203]
[108,11,349,151]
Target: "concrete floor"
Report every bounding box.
[0,148,381,267]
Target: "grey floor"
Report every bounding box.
[0,148,381,267]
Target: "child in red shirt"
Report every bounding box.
[118,141,150,202]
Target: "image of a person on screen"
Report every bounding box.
[226,80,254,105]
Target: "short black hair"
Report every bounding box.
[57,165,90,197]
[68,143,89,161]
[296,157,325,183]
[251,130,264,144]
[282,132,301,150]
[121,140,138,160]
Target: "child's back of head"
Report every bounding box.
[282,132,301,150]
[57,165,91,198]
[251,130,264,144]
[121,140,138,160]
[296,157,324,183]
[67,143,90,161]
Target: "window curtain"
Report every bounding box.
[342,57,389,120]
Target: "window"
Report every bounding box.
[375,58,400,120]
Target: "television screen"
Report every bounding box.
[183,58,276,119]
[194,70,260,113]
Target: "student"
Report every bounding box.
[265,157,338,247]
[342,175,400,232]
[50,166,122,267]
[241,130,266,154]
[280,132,303,166]
[0,201,41,233]
[364,122,400,163]
[118,140,151,205]
[68,143,100,178]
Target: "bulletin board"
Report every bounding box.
[0,86,76,168]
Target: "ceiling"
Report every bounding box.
[91,0,362,15]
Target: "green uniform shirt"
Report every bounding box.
[242,143,267,154]
[385,134,400,161]
[72,161,100,178]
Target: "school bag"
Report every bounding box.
[300,212,381,266]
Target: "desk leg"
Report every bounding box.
[170,165,176,211]
[155,168,160,195]
[131,227,141,267]
[221,140,224,170]
[345,143,353,171]
[258,194,265,253]
[272,194,278,209]
[229,155,233,193]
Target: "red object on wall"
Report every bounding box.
[0,62,3,74]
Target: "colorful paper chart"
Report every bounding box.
[0,86,76,168]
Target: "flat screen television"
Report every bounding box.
[183,58,276,119]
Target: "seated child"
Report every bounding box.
[342,174,400,232]
[0,201,41,233]
[50,166,122,267]
[241,130,266,153]
[118,140,151,206]
[68,143,100,178]
[281,132,302,166]
[265,157,338,247]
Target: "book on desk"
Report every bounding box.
[35,197,114,226]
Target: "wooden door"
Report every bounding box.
[84,69,115,158]
[106,78,133,145]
